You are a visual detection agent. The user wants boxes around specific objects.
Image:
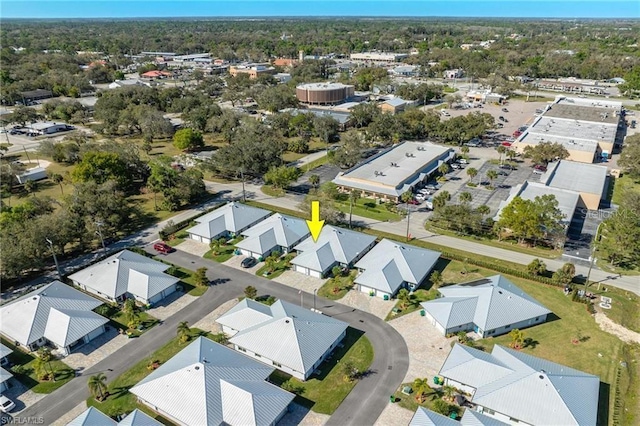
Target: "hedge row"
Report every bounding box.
[159,205,222,240]
[611,366,623,425]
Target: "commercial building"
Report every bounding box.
[20,89,53,103]
[130,337,294,426]
[28,121,72,135]
[108,79,150,89]
[296,82,355,105]
[421,275,551,337]
[229,63,276,79]
[512,96,623,163]
[216,299,348,380]
[439,344,599,425]
[332,141,455,202]
[186,202,272,245]
[380,98,407,114]
[350,52,409,62]
[540,160,609,210]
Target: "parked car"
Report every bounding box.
[497,170,510,176]
[502,107,509,112]
[0,396,15,413]
[451,163,461,169]
[496,123,504,128]
[498,116,507,122]
[533,164,547,172]
[535,109,544,114]
[499,164,515,170]
[465,140,481,147]
[441,110,450,117]
[418,188,432,195]
[458,158,468,165]
[532,169,545,175]
[153,242,174,254]
[241,257,257,268]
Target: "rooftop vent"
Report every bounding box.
[194,365,200,370]
[285,319,290,323]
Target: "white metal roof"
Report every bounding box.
[187,202,272,239]
[354,239,440,294]
[66,407,116,426]
[460,410,510,425]
[236,213,309,256]
[0,367,12,386]
[117,409,163,426]
[0,343,12,359]
[0,281,104,347]
[217,299,348,375]
[44,308,108,348]
[292,225,376,273]
[541,160,608,196]
[68,250,179,301]
[421,275,551,332]
[130,337,293,426]
[440,344,599,426]
[410,407,459,426]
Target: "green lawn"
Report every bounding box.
[255,254,294,280]
[392,383,460,418]
[260,184,285,197]
[317,271,356,300]
[335,198,403,222]
[1,338,75,394]
[596,287,640,333]
[203,246,235,263]
[165,230,189,247]
[169,266,209,296]
[86,328,212,419]
[386,288,439,321]
[300,155,329,173]
[109,311,159,337]
[268,328,374,414]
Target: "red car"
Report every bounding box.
[512,130,522,138]
[153,242,174,254]
[533,164,547,172]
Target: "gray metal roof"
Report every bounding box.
[0,343,12,359]
[0,367,12,386]
[541,160,608,196]
[384,98,407,107]
[131,337,294,426]
[292,225,376,273]
[186,202,272,239]
[460,410,510,426]
[236,213,309,256]
[66,407,116,426]
[354,239,440,294]
[68,250,179,301]
[0,281,104,347]
[495,181,580,224]
[44,308,108,348]
[117,409,163,426]
[440,344,599,426]
[217,299,348,375]
[332,142,455,197]
[410,407,459,426]
[422,275,551,332]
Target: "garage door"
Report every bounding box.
[190,234,202,242]
[86,325,105,342]
[294,265,309,275]
[359,285,374,296]
[309,270,322,279]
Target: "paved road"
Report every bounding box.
[22,249,409,426]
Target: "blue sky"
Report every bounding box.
[1,1,639,19]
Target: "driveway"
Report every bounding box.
[223,253,262,274]
[272,270,327,293]
[175,239,209,257]
[58,327,129,372]
[145,291,198,322]
[338,290,396,320]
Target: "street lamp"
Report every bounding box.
[313,288,317,311]
[95,221,107,253]
[46,238,62,279]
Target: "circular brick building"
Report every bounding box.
[296,82,355,105]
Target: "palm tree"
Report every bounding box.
[397,288,411,309]
[459,192,472,204]
[265,256,276,273]
[122,299,137,325]
[37,347,55,380]
[460,146,470,157]
[442,385,456,402]
[348,189,360,229]
[486,169,498,187]
[476,205,490,216]
[430,270,443,289]
[496,145,507,165]
[177,321,191,344]
[509,329,525,349]
[33,358,50,381]
[24,179,38,197]
[438,163,450,176]
[210,238,223,256]
[50,173,64,195]
[308,174,320,189]
[413,378,430,403]
[88,373,108,401]
[466,167,478,184]
[506,149,517,162]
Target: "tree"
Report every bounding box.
[413,378,430,403]
[432,190,451,210]
[459,192,472,204]
[442,385,456,403]
[210,238,226,256]
[265,257,276,273]
[496,145,507,164]
[527,258,547,276]
[430,270,443,289]
[460,146,470,157]
[313,115,339,144]
[438,162,450,176]
[618,134,640,179]
[37,347,55,380]
[348,189,360,229]
[122,298,137,325]
[308,174,320,189]
[332,265,343,278]
[173,128,204,151]
[211,332,228,345]
[486,169,498,187]
[11,106,39,126]
[34,358,51,381]
[509,329,525,350]
[71,151,131,190]
[177,321,191,343]
[287,137,309,154]
[495,195,564,246]
[432,399,452,416]
[49,173,64,195]
[466,167,478,184]
[263,166,301,189]
[194,267,208,286]
[594,207,640,268]
[88,373,108,401]
[341,361,358,382]
[397,288,411,309]
[476,205,490,216]
[350,102,380,128]
[24,179,38,197]
[329,130,364,169]
[506,149,517,162]
[244,285,258,300]
[522,142,569,166]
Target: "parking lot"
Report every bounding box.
[289,163,341,194]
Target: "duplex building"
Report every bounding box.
[0,281,107,356]
[186,202,272,245]
[421,275,551,337]
[235,213,309,259]
[291,225,376,278]
[68,250,179,305]
[332,141,455,202]
[216,299,349,380]
[67,408,162,426]
[410,407,509,426]
[354,238,441,299]
[439,344,599,425]
[0,344,12,393]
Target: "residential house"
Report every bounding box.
[410,407,509,426]
[216,299,349,380]
[291,225,376,278]
[235,213,309,259]
[354,239,441,299]
[439,344,599,425]
[68,250,179,305]
[186,202,272,245]
[0,343,11,366]
[421,275,551,337]
[130,337,294,426]
[0,366,11,393]
[0,344,12,392]
[0,281,108,356]
[67,408,163,426]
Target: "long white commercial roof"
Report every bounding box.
[495,181,580,223]
[297,82,353,91]
[541,160,608,196]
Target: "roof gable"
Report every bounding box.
[67,407,116,426]
[117,409,163,426]
[410,407,459,426]
[293,226,376,270]
[44,308,108,348]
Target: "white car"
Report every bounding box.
[415,193,426,201]
[418,188,432,195]
[0,395,15,413]
[441,110,450,117]
[458,158,468,165]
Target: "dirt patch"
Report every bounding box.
[594,312,640,344]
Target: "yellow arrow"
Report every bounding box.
[306,200,325,242]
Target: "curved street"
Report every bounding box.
[20,249,409,426]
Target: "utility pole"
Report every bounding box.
[46,238,62,279]
[95,221,107,253]
[405,205,411,242]
[585,222,604,291]
[313,288,317,311]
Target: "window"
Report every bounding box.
[509,417,520,423]
[237,347,246,352]
[504,325,511,329]
[535,317,539,321]
[272,361,282,367]
[484,408,495,415]
[255,353,261,358]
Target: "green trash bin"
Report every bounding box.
[420,309,426,317]
[383,294,389,301]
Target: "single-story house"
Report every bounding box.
[216,299,349,380]
[67,407,162,426]
[140,70,172,79]
[354,238,441,299]
[16,166,48,184]
[0,343,11,366]
[0,366,12,393]
[291,225,376,278]
[68,250,179,305]
[410,407,509,426]
[235,213,309,259]
[130,337,294,426]
[421,275,551,337]
[0,281,108,356]
[439,344,599,425]
[186,202,272,245]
